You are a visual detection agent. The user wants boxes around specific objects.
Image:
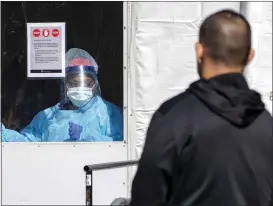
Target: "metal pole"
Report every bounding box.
[239,2,248,17]
[84,160,139,205]
[86,170,93,206]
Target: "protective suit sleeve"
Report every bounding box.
[130,111,177,206]
[106,105,123,141]
[1,123,33,142]
[81,103,123,142]
[1,110,47,142]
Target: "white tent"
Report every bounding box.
[127,2,272,161]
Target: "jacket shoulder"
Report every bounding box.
[157,89,195,116]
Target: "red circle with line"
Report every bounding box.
[33,29,40,37]
[42,29,50,37]
[52,29,60,37]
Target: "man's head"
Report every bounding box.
[196,9,254,79]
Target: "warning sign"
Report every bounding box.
[27,23,66,78]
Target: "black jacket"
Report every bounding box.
[130,73,272,206]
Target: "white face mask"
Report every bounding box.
[67,87,93,108]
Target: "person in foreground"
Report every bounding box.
[130,10,272,206]
[1,48,123,142]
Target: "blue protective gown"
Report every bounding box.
[1,96,123,142]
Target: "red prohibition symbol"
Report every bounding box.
[33,29,40,37]
[52,29,60,37]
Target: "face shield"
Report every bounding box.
[64,48,101,107]
[65,66,96,89]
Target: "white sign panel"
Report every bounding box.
[27,22,66,78]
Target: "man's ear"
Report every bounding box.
[246,48,255,65]
[195,42,204,63]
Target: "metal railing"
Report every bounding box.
[84,160,139,206]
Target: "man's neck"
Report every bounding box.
[202,61,243,80]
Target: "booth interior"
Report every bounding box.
[1,1,123,132]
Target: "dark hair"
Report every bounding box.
[199,9,251,66]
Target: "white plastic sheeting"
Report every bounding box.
[242,2,272,114]
[128,2,272,159]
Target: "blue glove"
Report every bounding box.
[68,122,83,141]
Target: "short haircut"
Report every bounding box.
[199,9,252,66]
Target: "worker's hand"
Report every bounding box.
[68,122,83,140]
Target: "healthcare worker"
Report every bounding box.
[1,48,123,142]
